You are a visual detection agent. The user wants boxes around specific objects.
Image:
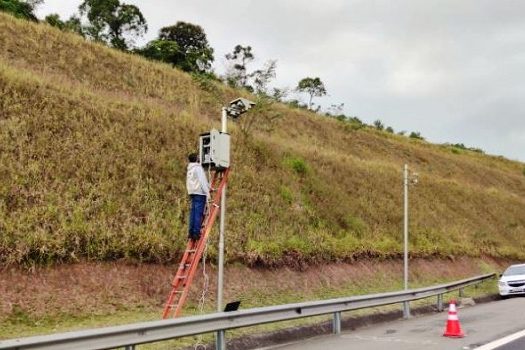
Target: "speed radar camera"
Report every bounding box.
[199,129,230,169]
[226,98,256,119]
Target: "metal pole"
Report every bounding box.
[216,329,226,350]
[332,312,342,334]
[403,164,410,318]
[221,107,227,134]
[216,107,228,350]
[217,108,227,312]
[217,188,226,312]
[437,294,444,312]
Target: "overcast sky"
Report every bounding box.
[37,1,525,162]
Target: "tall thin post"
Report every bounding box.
[216,108,228,350]
[403,164,410,318]
[217,188,226,312]
[217,107,227,312]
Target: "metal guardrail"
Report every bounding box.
[0,273,495,350]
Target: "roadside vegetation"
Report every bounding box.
[0,12,525,269]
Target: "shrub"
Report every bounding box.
[279,186,293,203]
[343,116,365,131]
[283,156,309,175]
[409,131,424,140]
[522,167,525,177]
[468,147,484,154]
[344,215,368,238]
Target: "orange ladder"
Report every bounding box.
[162,168,230,319]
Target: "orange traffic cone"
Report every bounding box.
[443,299,464,338]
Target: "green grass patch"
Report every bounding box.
[283,156,310,175]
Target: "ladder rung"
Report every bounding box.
[186,249,196,253]
[177,276,187,279]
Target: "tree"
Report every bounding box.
[135,39,181,65]
[224,45,280,96]
[385,126,394,133]
[296,77,326,110]
[0,0,41,21]
[157,22,214,73]
[373,119,384,130]
[45,13,85,36]
[79,0,147,50]
[225,45,254,89]
[271,87,289,102]
[250,60,277,94]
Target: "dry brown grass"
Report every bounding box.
[0,12,524,267]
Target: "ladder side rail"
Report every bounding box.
[162,241,198,318]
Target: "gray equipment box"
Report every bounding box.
[199,129,230,169]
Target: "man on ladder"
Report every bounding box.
[186,152,210,241]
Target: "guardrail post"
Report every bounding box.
[332,312,341,334]
[437,294,443,312]
[124,345,135,350]
[402,301,410,319]
[216,329,226,350]
[459,288,464,298]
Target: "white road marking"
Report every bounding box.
[475,329,525,350]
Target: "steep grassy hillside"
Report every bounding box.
[1,13,524,267]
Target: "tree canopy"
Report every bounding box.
[296,77,327,110]
[79,0,147,50]
[0,0,41,21]
[155,21,214,73]
[45,13,84,36]
[135,39,181,65]
[225,45,254,89]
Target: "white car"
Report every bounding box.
[498,263,525,297]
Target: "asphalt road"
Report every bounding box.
[259,297,525,350]
[496,336,525,350]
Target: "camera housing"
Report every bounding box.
[226,98,256,119]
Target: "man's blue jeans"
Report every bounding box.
[189,194,207,239]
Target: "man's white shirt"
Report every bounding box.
[186,163,210,196]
